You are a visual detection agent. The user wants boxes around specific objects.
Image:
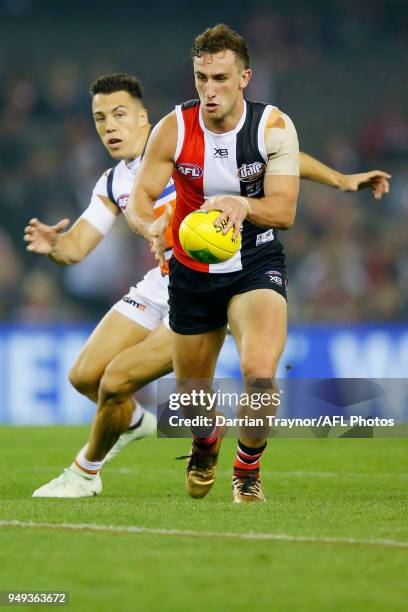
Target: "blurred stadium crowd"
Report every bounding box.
[1,0,407,323]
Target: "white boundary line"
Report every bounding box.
[0,520,407,549]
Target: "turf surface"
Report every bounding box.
[0,427,407,611]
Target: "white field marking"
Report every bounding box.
[0,520,407,550]
[23,467,408,479]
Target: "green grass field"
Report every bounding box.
[0,427,407,611]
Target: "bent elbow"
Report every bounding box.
[280,218,295,230]
[280,200,297,229]
[279,211,296,230]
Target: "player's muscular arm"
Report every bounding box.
[248,110,299,229]
[300,152,391,200]
[126,113,176,241]
[248,173,299,229]
[202,109,299,236]
[24,197,119,265]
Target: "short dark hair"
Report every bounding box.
[192,24,249,69]
[90,73,144,102]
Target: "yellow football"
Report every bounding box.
[179,210,241,264]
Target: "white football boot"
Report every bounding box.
[32,468,102,498]
[103,410,157,464]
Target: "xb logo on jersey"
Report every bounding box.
[176,163,203,179]
[213,148,228,158]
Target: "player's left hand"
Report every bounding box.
[201,195,250,240]
[148,204,172,267]
[341,170,391,200]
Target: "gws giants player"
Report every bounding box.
[25,74,175,497]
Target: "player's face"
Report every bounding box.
[92,91,148,160]
[194,50,252,125]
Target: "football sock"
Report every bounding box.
[73,450,103,479]
[193,425,218,456]
[233,440,267,477]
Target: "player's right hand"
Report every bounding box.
[24,218,70,254]
[148,204,172,267]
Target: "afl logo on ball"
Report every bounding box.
[176,163,203,179]
[238,162,266,182]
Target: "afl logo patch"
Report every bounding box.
[176,163,203,179]
[117,194,129,210]
[238,162,266,183]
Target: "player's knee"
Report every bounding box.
[240,354,279,380]
[99,365,130,404]
[69,362,100,398]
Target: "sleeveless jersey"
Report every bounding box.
[92,156,176,273]
[172,99,285,273]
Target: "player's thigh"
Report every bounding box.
[71,309,151,387]
[172,326,227,380]
[227,289,287,377]
[102,322,173,396]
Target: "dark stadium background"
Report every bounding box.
[0,0,407,423]
[1,0,407,323]
[0,5,407,610]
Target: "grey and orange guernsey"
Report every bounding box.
[82,156,176,330]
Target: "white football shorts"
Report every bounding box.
[112,266,170,330]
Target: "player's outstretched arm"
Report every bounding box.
[24,195,119,265]
[299,152,391,200]
[126,112,177,265]
[24,217,104,265]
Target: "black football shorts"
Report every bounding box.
[168,256,287,335]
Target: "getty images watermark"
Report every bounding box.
[168,388,280,428]
[166,390,395,427]
[156,379,407,438]
[168,389,281,411]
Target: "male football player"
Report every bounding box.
[125,24,390,503]
[26,74,174,497]
[25,70,390,498]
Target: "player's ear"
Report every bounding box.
[139,108,148,128]
[240,68,252,90]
